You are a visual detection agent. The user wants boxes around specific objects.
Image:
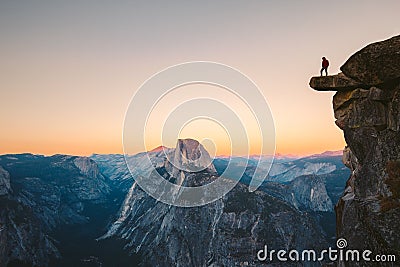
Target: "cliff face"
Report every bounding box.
[166,138,217,182]
[0,166,11,196]
[310,35,400,265]
[0,154,112,266]
[102,139,329,267]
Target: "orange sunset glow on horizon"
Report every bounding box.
[1,1,398,157]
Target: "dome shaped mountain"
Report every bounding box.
[166,138,217,184]
[99,139,330,266]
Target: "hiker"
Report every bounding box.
[320,57,329,76]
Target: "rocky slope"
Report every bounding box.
[276,175,333,212]
[0,166,11,196]
[0,146,349,266]
[0,154,113,266]
[214,156,343,213]
[101,139,330,266]
[310,35,400,266]
[91,147,176,194]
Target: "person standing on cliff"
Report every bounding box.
[320,57,329,76]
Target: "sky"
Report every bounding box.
[0,1,399,156]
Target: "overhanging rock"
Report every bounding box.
[309,72,364,91]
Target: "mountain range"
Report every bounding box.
[0,141,349,267]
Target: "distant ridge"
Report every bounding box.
[216,151,342,160]
[149,145,170,153]
[309,150,343,158]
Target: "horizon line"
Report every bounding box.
[0,149,344,159]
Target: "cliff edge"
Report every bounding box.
[310,35,400,266]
